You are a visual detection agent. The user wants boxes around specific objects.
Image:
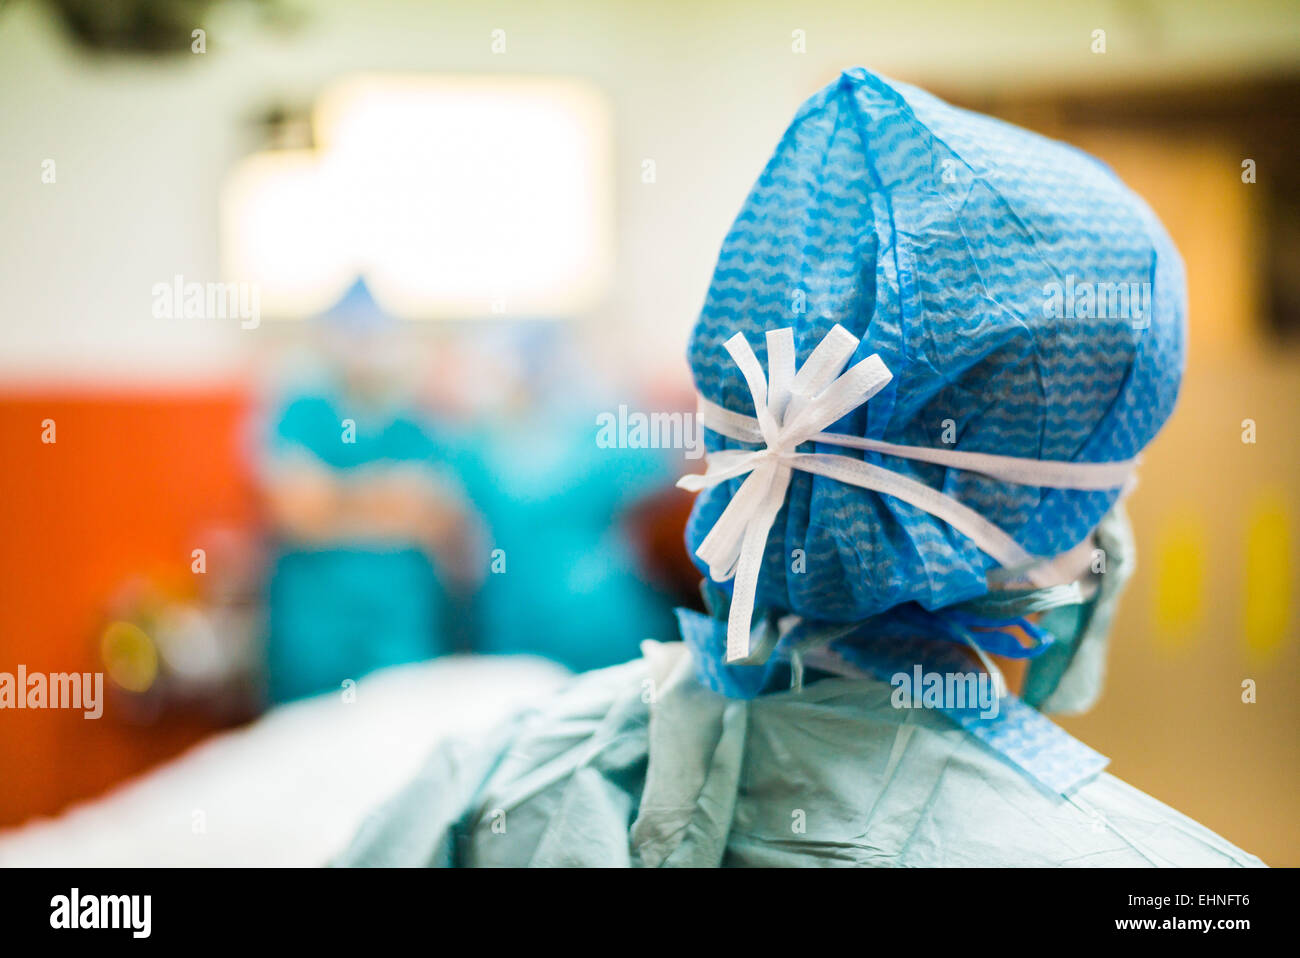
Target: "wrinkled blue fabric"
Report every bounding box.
[686,68,1186,626]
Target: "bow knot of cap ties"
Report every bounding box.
[676,324,1138,664]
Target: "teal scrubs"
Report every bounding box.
[458,403,679,673]
[336,642,1265,868]
[266,392,454,702]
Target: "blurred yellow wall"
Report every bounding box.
[1055,131,1300,865]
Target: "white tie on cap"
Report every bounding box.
[677,324,1138,663]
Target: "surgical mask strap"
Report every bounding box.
[958,582,1087,619]
[959,632,1006,701]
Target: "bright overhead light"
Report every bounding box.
[220,149,356,318]
[221,74,613,320]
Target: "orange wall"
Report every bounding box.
[0,390,257,826]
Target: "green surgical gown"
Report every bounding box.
[336,643,1265,868]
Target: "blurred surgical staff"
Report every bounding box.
[455,324,680,673]
[260,280,475,702]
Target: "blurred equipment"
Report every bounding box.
[97,527,262,724]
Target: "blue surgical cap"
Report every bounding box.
[686,68,1186,624]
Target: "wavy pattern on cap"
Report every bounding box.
[686,68,1185,623]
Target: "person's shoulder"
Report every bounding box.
[910,742,1268,867]
[503,655,657,738]
[736,696,1268,867]
[1072,773,1266,868]
[337,657,655,867]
